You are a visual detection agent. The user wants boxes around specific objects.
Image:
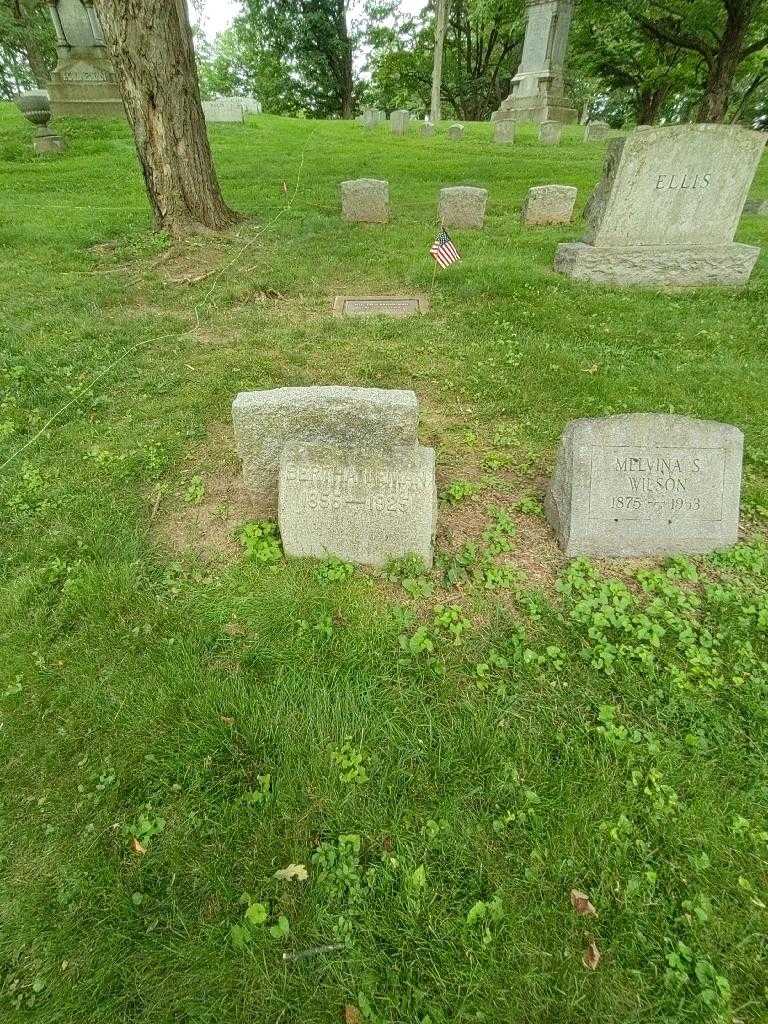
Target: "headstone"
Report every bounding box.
[744,197,768,216]
[546,414,743,557]
[340,178,389,224]
[390,109,410,135]
[492,1,577,125]
[421,120,435,137]
[521,184,577,226]
[555,124,766,287]
[584,121,610,142]
[333,295,429,318]
[363,107,384,127]
[279,443,438,568]
[232,386,419,514]
[539,120,562,145]
[493,120,515,144]
[240,97,262,114]
[46,0,123,118]
[448,123,464,141]
[439,186,488,229]
[202,99,245,123]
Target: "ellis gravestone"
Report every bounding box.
[554,124,766,287]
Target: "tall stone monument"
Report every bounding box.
[46,0,124,118]
[554,124,766,287]
[494,0,577,125]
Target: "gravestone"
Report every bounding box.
[203,100,245,123]
[493,120,515,144]
[333,295,429,318]
[584,121,610,142]
[744,197,768,216]
[521,184,577,225]
[421,120,435,137]
[554,124,766,287]
[492,0,577,125]
[240,97,262,114]
[390,109,410,135]
[279,443,437,567]
[448,123,464,141]
[232,386,419,514]
[546,414,743,557]
[46,0,123,118]
[340,178,390,224]
[439,186,488,229]
[540,120,562,145]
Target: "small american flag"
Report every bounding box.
[430,228,461,269]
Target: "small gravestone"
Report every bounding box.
[584,121,610,142]
[448,123,464,141]
[341,178,389,224]
[390,109,410,135]
[421,120,435,137]
[439,186,487,229]
[333,295,429,318]
[493,120,515,144]
[521,185,577,226]
[546,414,743,557]
[540,121,562,145]
[203,99,244,123]
[555,124,766,287]
[279,443,437,568]
[233,387,419,514]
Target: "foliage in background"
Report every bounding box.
[0,0,54,97]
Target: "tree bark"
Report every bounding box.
[430,0,450,123]
[696,3,751,122]
[636,84,669,124]
[94,0,241,236]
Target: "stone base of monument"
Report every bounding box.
[34,130,66,155]
[279,443,437,568]
[553,242,761,288]
[546,414,743,558]
[49,52,124,118]
[494,99,577,125]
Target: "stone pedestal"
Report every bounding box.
[47,1,124,118]
[493,1,577,125]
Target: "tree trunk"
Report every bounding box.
[696,1,752,122]
[636,85,668,125]
[430,0,450,123]
[93,0,241,236]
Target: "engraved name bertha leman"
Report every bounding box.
[589,446,726,524]
[284,461,432,514]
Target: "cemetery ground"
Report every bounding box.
[2,107,768,1024]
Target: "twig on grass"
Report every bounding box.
[281,943,345,962]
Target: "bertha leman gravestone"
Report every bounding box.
[555,124,766,287]
[546,414,743,557]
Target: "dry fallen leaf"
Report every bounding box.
[582,940,601,970]
[220,715,235,726]
[343,1007,363,1024]
[224,622,247,637]
[282,181,289,194]
[131,837,146,855]
[570,889,598,916]
[274,863,309,882]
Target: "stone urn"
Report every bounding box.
[15,90,65,154]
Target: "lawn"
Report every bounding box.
[1,106,768,1024]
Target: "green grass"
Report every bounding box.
[1,107,768,1023]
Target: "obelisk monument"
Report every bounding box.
[494,0,577,124]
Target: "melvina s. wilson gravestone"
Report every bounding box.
[546,414,743,557]
[555,124,765,287]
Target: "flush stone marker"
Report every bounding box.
[279,443,437,567]
[545,414,743,557]
[554,124,766,287]
[333,295,429,318]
